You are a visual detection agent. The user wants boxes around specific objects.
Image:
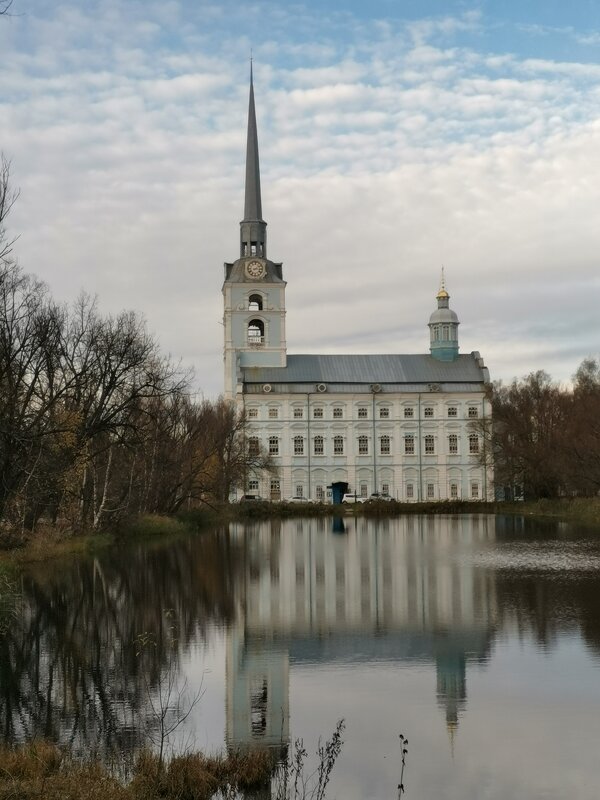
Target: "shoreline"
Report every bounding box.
[2,498,600,565]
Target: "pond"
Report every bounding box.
[2,514,600,799]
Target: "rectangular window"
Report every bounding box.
[247,407,258,418]
[468,406,479,418]
[358,435,369,455]
[379,407,390,418]
[469,434,480,454]
[248,479,259,492]
[380,435,391,455]
[382,483,390,497]
[358,407,368,418]
[313,407,323,419]
[471,481,479,499]
[448,434,458,454]
[333,436,344,455]
[293,436,304,456]
[447,406,457,418]
[333,407,343,418]
[268,407,279,419]
[248,437,260,456]
[404,434,415,455]
[295,485,304,498]
[406,484,414,499]
[270,479,280,499]
[360,483,368,498]
[450,483,458,499]
[424,435,435,455]
[315,485,324,502]
[293,407,304,419]
[268,436,279,456]
[314,436,324,455]
[404,407,414,418]
[424,406,434,418]
[427,483,435,499]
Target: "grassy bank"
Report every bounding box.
[502,497,600,527]
[3,496,600,564]
[0,509,217,565]
[0,741,274,800]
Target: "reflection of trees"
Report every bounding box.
[0,531,241,760]
[494,515,600,655]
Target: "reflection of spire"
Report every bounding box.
[447,717,458,758]
[436,652,466,754]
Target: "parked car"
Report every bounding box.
[286,496,314,503]
[239,494,263,502]
[342,493,367,504]
[367,492,394,502]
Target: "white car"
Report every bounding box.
[368,492,394,502]
[342,493,367,504]
[286,496,314,503]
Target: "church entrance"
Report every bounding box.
[329,482,349,505]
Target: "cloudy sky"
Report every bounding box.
[2,0,600,396]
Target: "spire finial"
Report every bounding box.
[437,266,449,300]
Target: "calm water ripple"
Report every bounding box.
[2,513,600,799]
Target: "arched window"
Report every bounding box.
[248,294,263,311]
[293,436,304,456]
[424,434,435,455]
[314,435,324,455]
[358,436,368,455]
[469,434,480,454]
[247,319,265,345]
[448,434,458,454]
[333,436,344,455]
[380,435,391,455]
[247,436,260,456]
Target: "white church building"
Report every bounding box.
[223,71,493,503]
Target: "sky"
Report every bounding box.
[2,0,600,397]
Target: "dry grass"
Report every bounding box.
[0,743,274,800]
[514,497,600,527]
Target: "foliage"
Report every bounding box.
[0,163,273,542]
[477,363,600,500]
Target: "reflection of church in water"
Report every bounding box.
[225,515,497,751]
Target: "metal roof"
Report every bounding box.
[242,353,487,385]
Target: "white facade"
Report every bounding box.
[239,386,492,502]
[222,75,493,502]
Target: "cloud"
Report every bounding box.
[1,1,600,396]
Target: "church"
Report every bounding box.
[223,71,493,503]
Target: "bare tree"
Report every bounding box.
[482,372,567,500]
[0,155,19,264]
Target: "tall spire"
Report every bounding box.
[244,61,262,221]
[240,62,267,258]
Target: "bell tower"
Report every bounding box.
[429,269,460,362]
[222,65,287,399]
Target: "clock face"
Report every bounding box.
[246,260,266,279]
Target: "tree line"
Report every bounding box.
[0,158,271,535]
[479,361,600,500]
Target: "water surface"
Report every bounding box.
[2,514,600,798]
